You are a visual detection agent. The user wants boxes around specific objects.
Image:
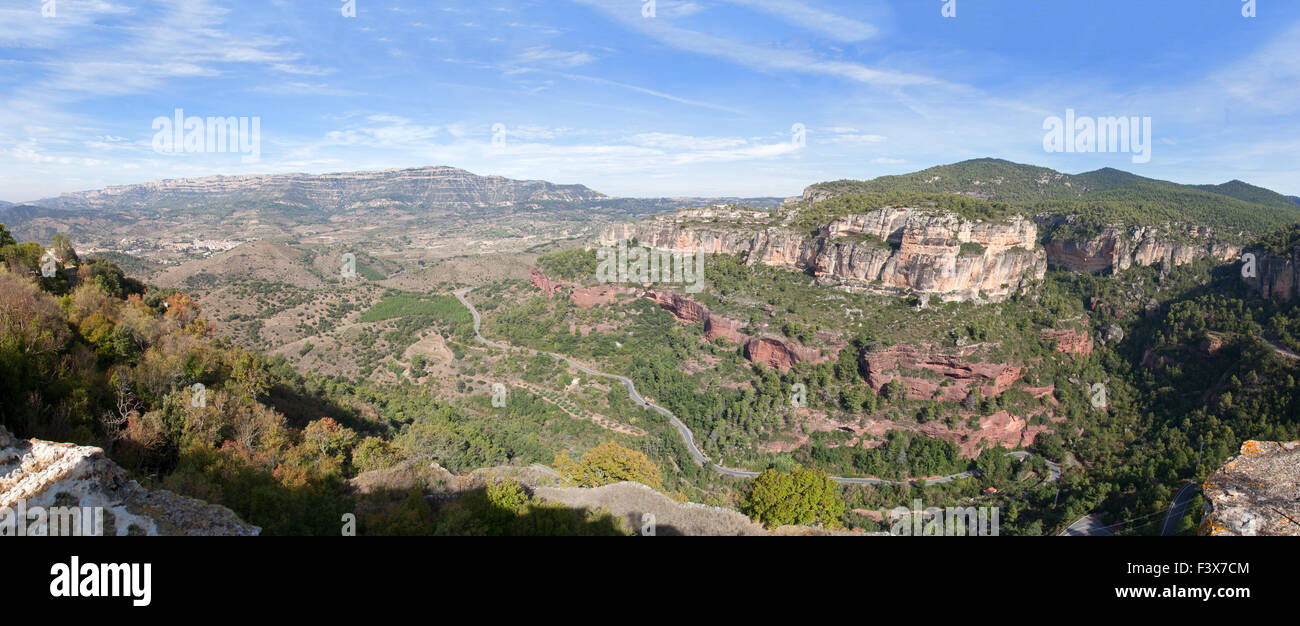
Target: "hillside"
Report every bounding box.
[799,158,1300,236]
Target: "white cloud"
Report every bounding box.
[515,46,596,69]
[722,0,877,42]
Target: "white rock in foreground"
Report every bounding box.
[0,426,259,536]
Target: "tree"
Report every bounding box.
[553,441,663,491]
[742,467,845,529]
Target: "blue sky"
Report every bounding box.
[1,0,1297,201]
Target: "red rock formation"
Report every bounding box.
[644,290,709,323]
[744,335,831,371]
[1041,328,1093,358]
[529,267,633,307]
[529,267,557,294]
[859,344,1022,402]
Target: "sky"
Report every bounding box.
[0,0,1297,201]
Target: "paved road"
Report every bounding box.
[454,288,1054,487]
[1007,451,1063,482]
[1160,482,1198,536]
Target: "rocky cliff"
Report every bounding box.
[1241,247,1300,302]
[858,344,1023,403]
[1200,440,1300,536]
[600,206,1047,302]
[0,426,260,536]
[1039,218,1242,274]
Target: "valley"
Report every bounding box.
[3,159,1300,536]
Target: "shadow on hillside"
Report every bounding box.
[360,486,637,536]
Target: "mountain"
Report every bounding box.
[801,158,1141,204]
[1193,180,1298,210]
[32,166,607,213]
[801,158,1300,236]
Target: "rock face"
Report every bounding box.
[813,210,1045,301]
[1201,440,1300,536]
[531,267,834,371]
[529,266,634,307]
[600,206,1046,302]
[0,426,260,536]
[1241,247,1300,302]
[642,288,834,370]
[744,335,834,371]
[37,166,606,212]
[1041,328,1093,358]
[858,344,1022,402]
[1040,219,1242,274]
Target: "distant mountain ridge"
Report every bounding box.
[31,166,608,213]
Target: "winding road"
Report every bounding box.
[1160,482,1198,536]
[454,288,1058,487]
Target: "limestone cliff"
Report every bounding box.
[1241,246,1300,302]
[600,206,1046,302]
[1200,440,1300,536]
[0,426,260,536]
[1039,218,1242,274]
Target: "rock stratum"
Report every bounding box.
[530,267,835,371]
[1200,440,1300,536]
[1241,246,1300,302]
[0,426,260,536]
[1038,219,1242,274]
[600,206,1046,302]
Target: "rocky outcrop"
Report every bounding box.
[600,206,1046,302]
[531,268,832,371]
[529,266,634,307]
[858,344,1022,402]
[644,289,747,344]
[0,426,259,536]
[814,210,1045,301]
[642,288,832,370]
[1041,328,1093,357]
[1200,440,1300,536]
[1241,247,1300,302]
[1040,219,1242,274]
[744,335,834,371]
